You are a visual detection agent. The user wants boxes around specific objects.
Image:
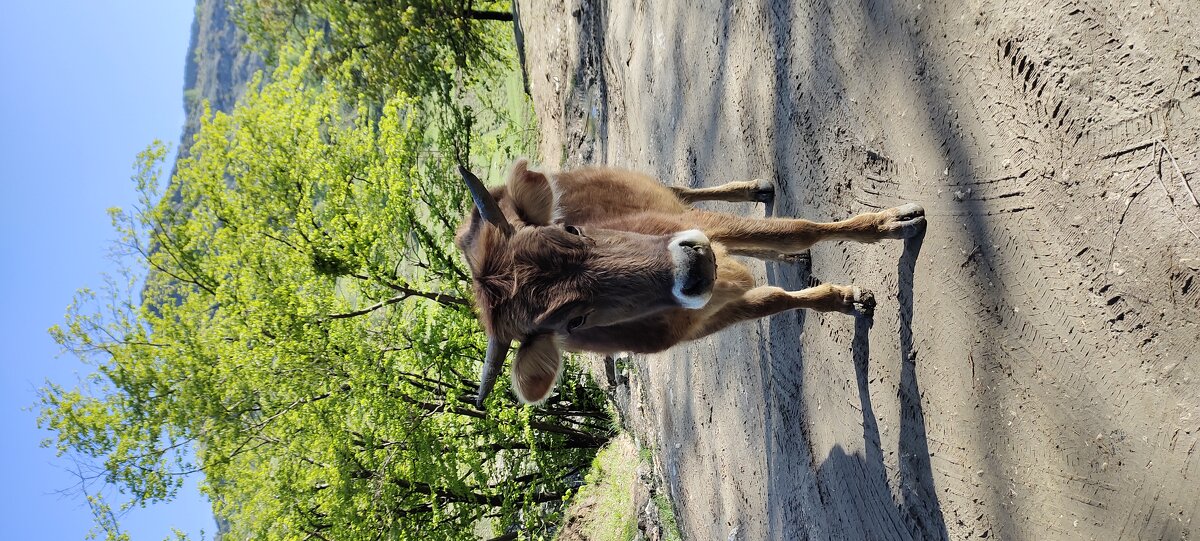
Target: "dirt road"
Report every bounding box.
[517,0,1200,538]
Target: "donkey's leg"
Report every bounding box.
[685,284,874,340]
[726,247,810,264]
[694,203,925,253]
[671,179,774,204]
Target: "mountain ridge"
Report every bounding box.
[176,0,263,165]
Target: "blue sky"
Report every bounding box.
[0,2,216,539]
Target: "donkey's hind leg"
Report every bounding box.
[671,179,774,204]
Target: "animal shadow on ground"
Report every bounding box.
[821,231,946,540]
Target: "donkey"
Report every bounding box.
[456,159,925,406]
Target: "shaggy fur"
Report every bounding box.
[456,160,926,404]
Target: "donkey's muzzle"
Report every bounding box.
[669,230,716,309]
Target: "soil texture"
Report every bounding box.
[518,0,1200,538]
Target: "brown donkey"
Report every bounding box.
[456,159,925,406]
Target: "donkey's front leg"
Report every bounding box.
[685,284,875,341]
[692,203,925,253]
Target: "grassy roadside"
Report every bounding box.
[554,433,683,541]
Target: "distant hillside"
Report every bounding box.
[177,0,263,162]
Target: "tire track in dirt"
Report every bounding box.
[891,2,1199,536]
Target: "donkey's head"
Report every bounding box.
[455,160,716,407]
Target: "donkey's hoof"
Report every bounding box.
[847,286,876,317]
[751,178,775,203]
[879,203,926,239]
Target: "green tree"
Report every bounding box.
[232,0,513,107]
[42,51,608,540]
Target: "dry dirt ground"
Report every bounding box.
[515,0,1200,539]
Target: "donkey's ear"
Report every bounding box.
[506,159,554,226]
[511,332,563,404]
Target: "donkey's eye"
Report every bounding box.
[563,225,585,237]
[566,314,588,332]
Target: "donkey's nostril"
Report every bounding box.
[670,229,711,251]
[687,243,716,265]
